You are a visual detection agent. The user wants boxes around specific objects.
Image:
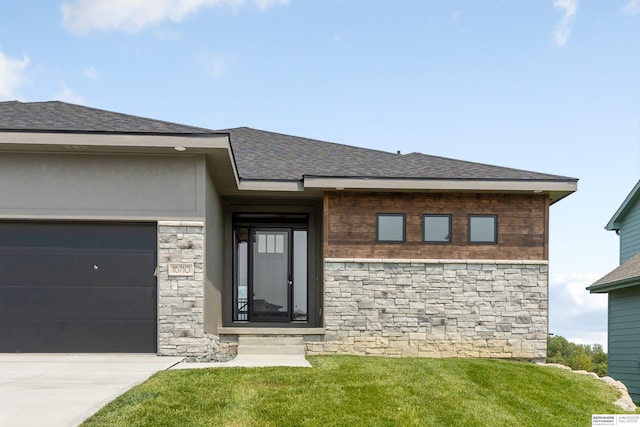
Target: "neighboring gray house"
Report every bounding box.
[588,180,640,402]
[0,101,578,361]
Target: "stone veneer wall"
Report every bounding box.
[308,259,548,361]
[157,221,219,356]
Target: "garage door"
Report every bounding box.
[0,222,157,353]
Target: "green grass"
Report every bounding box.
[82,356,636,427]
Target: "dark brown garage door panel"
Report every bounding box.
[0,221,157,353]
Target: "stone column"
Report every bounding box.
[157,221,217,356]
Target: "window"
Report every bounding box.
[256,232,285,254]
[423,214,452,243]
[469,215,497,243]
[377,214,405,242]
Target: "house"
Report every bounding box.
[588,180,640,402]
[0,101,578,361]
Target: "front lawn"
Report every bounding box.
[82,356,634,427]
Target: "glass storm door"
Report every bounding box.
[250,230,291,321]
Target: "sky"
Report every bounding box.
[1,0,638,350]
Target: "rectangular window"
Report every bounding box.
[257,233,284,254]
[377,214,405,242]
[469,215,497,244]
[423,214,452,243]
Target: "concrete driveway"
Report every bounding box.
[0,354,183,427]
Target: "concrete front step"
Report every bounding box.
[237,336,306,356]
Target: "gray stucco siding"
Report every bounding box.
[0,152,206,219]
[204,167,224,333]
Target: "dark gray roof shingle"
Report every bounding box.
[0,101,214,134]
[589,252,640,290]
[221,127,576,182]
[0,101,578,184]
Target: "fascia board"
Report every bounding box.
[586,276,640,293]
[0,131,229,150]
[303,177,577,193]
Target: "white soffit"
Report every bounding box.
[237,180,304,192]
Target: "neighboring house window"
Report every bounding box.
[377,214,405,242]
[423,214,452,243]
[469,215,498,243]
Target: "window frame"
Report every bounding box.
[376,213,406,243]
[422,214,452,244]
[468,214,498,244]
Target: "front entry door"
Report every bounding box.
[231,212,312,324]
[251,229,290,321]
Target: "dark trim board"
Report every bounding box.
[0,221,157,353]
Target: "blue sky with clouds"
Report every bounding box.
[1,0,638,349]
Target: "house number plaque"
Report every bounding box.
[167,263,195,277]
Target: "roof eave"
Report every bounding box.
[0,130,229,150]
[586,276,640,293]
[237,180,304,192]
[302,177,577,203]
[605,179,640,231]
[0,130,243,194]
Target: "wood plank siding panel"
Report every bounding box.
[620,200,640,263]
[323,192,330,258]
[325,192,548,260]
[544,195,550,259]
[608,287,640,401]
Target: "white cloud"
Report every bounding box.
[62,0,289,35]
[254,0,288,11]
[549,271,608,348]
[624,0,640,15]
[333,32,343,42]
[53,85,85,104]
[552,0,577,47]
[554,272,607,311]
[0,50,29,100]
